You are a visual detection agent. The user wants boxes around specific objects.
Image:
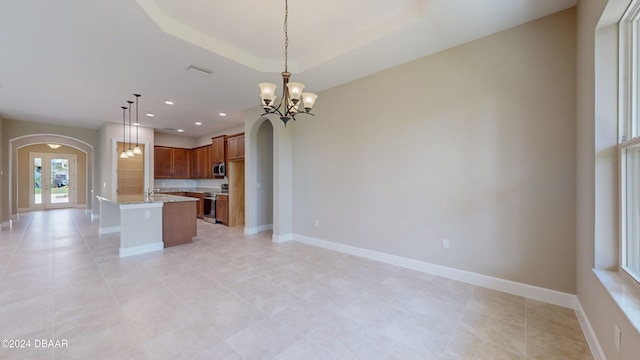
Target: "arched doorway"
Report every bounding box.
[9,134,95,219]
[246,115,293,242]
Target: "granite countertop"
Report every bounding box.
[97,194,199,205]
[155,187,223,194]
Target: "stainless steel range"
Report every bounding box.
[203,184,228,224]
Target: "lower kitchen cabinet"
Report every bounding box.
[162,201,197,247]
[215,194,228,225]
[185,192,204,219]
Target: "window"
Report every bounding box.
[620,1,640,283]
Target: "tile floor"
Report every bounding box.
[0,209,593,359]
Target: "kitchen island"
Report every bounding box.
[96,194,198,257]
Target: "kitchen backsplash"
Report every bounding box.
[154,178,228,189]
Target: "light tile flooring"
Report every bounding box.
[0,209,593,360]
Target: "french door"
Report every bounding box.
[30,153,76,209]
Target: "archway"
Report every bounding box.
[9,134,95,220]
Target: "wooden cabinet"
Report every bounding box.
[185,192,204,219]
[154,146,192,179]
[191,145,212,179]
[162,200,197,247]
[227,133,245,161]
[154,147,173,178]
[215,194,229,225]
[211,135,227,163]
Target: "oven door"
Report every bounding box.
[203,197,216,223]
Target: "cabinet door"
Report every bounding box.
[200,146,211,178]
[172,148,192,178]
[238,135,245,159]
[227,134,245,161]
[211,136,226,163]
[191,148,199,178]
[216,196,228,225]
[194,147,205,179]
[227,137,239,161]
[154,147,173,178]
[186,192,204,219]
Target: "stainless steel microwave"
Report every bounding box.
[212,162,225,177]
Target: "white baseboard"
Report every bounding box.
[245,224,274,235]
[75,204,86,209]
[99,226,120,235]
[119,242,164,257]
[574,299,606,360]
[91,213,100,221]
[1,221,11,228]
[272,233,293,243]
[293,234,577,309]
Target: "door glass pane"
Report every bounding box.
[34,157,42,205]
[50,158,69,204]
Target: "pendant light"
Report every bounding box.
[258,0,317,126]
[133,93,142,155]
[126,100,134,157]
[119,106,129,159]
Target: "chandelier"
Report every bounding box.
[258,0,318,126]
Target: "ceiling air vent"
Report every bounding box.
[187,65,213,76]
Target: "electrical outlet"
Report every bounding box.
[614,325,621,352]
[315,219,319,227]
[442,239,450,249]
[145,211,150,219]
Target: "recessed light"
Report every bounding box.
[165,101,174,105]
[133,123,140,126]
[177,129,184,133]
[146,113,155,117]
[195,122,202,126]
[219,113,227,117]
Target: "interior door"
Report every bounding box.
[31,153,76,209]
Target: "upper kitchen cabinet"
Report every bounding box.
[227,133,245,161]
[191,145,212,179]
[154,146,192,179]
[211,135,227,163]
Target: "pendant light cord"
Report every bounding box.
[134,94,140,146]
[127,101,133,150]
[121,107,127,153]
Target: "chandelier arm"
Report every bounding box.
[261,106,284,118]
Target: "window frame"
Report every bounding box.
[619,0,640,285]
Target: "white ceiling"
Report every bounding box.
[0,0,576,137]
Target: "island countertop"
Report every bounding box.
[97,194,199,205]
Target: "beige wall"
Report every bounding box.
[17,144,87,208]
[97,122,154,202]
[577,0,640,359]
[292,9,577,293]
[1,118,99,218]
[0,117,5,224]
[257,121,274,227]
[154,132,196,148]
